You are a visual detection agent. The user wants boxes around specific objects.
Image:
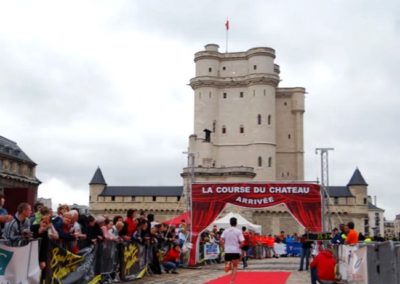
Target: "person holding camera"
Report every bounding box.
[3,202,32,246]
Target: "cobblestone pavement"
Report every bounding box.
[128,258,311,284]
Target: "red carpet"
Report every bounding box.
[204,271,291,284]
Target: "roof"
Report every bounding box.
[0,136,36,165]
[368,202,384,211]
[347,168,368,186]
[89,168,107,185]
[100,186,183,197]
[326,186,354,197]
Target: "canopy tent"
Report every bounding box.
[164,211,190,226]
[209,212,262,234]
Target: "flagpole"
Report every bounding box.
[226,26,228,53]
[225,18,229,53]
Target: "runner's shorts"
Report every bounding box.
[225,253,241,261]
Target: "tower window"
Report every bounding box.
[177,196,181,201]
[288,134,291,139]
[268,157,272,167]
[222,66,226,70]
[257,114,262,125]
[131,196,135,202]
[334,197,339,205]
[208,67,212,72]
[253,65,257,70]
[258,157,262,167]
[222,126,226,134]
[111,196,115,201]
[153,196,157,201]
[284,102,287,106]
[209,92,212,98]
[263,89,266,96]
[212,120,216,132]
[268,115,271,125]
[223,92,227,99]
[240,92,244,98]
[240,126,244,133]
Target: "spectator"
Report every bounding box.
[101,218,118,241]
[298,229,313,271]
[330,228,341,245]
[310,246,336,284]
[266,234,278,258]
[30,201,44,225]
[30,206,58,282]
[344,222,358,245]
[0,194,13,236]
[84,215,104,246]
[3,202,32,245]
[241,226,250,268]
[132,219,149,245]
[124,209,138,239]
[162,243,181,274]
[52,204,70,231]
[338,224,346,244]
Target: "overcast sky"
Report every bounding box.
[0,0,399,219]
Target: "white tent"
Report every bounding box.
[209,212,262,234]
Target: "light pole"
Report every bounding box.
[183,152,195,244]
[315,147,334,232]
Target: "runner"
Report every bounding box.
[221,217,244,284]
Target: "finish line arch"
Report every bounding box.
[189,182,322,265]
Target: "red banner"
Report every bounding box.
[189,183,322,265]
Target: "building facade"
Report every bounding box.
[0,136,40,214]
[88,44,385,236]
[394,214,400,239]
[182,44,304,183]
[89,168,184,221]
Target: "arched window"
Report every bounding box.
[240,125,244,133]
[257,114,262,125]
[222,126,226,134]
[268,157,272,167]
[268,115,271,125]
[258,156,262,167]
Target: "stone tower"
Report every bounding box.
[89,167,107,213]
[182,44,305,183]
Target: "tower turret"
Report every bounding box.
[89,167,107,209]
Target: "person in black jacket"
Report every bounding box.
[84,215,104,247]
[298,229,313,271]
[31,206,59,282]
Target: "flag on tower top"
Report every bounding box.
[225,19,229,30]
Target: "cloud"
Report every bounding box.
[1,0,400,220]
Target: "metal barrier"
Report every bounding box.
[338,241,400,284]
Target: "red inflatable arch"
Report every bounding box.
[189,182,322,265]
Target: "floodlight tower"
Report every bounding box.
[315,147,334,232]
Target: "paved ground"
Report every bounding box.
[129,257,311,284]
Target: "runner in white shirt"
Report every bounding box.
[221,217,244,284]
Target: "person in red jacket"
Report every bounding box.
[163,243,181,274]
[310,246,336,284]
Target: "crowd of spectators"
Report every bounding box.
[0,196,189,281]
[0,194,397,283]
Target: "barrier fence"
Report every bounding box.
[337,241,400,284]
[2,239,400,283]
[0,239,159,284]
